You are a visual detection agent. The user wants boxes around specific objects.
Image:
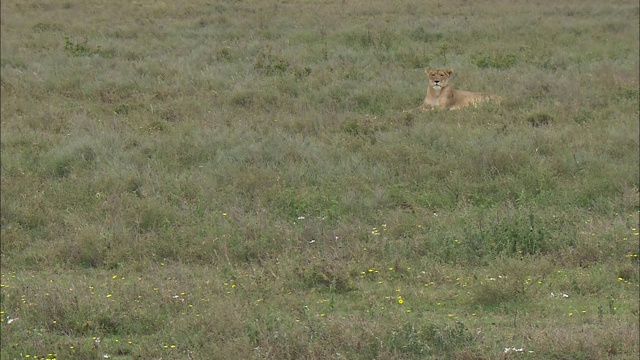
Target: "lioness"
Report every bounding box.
[422,67,502,110]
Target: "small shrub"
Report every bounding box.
[527,112,554,127]
[472,280,516,306]
[573,109,594,124]
[410,27,443,42]
[617,264,639,282]
[492,213,548,256]
[400,112,415,127]
[135,200,174,233]
[32,22,63,32]
[376,29,397,51]
[341,116,386,138]
[425,321,474,352]
[342,120,363,136]
[387,323,431,355]
[471,258,547,307]
[342,30,375,49]
[230,90,256,107]
[300,264,356,293]
[216,47,234,62]
[343,64,367,80]
[146,119,169,133]
[64,36,101,57]
[351,92,385,114]
[113,104,130,115]
[293,66,312,80]
[617,87,639,101]
[387,321,474,355]
[471,53,517,69]
[49,144,97,178]
[254,49,291,76]
[67,234,106,268]
[396,51,433,69]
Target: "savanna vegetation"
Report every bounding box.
[1,0,638,359]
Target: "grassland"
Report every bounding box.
[1,0,639,359]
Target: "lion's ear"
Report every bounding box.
[425,67,432,74]
[446,68,454,76]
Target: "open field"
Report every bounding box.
[1,0,639,359]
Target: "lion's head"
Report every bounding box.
[425,67,453,90]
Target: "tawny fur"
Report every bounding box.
[422,67,502,111]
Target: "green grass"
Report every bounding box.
[1,0,639,359]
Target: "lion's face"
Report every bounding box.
[426,67,453,90]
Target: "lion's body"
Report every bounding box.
[422,67,502,111]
